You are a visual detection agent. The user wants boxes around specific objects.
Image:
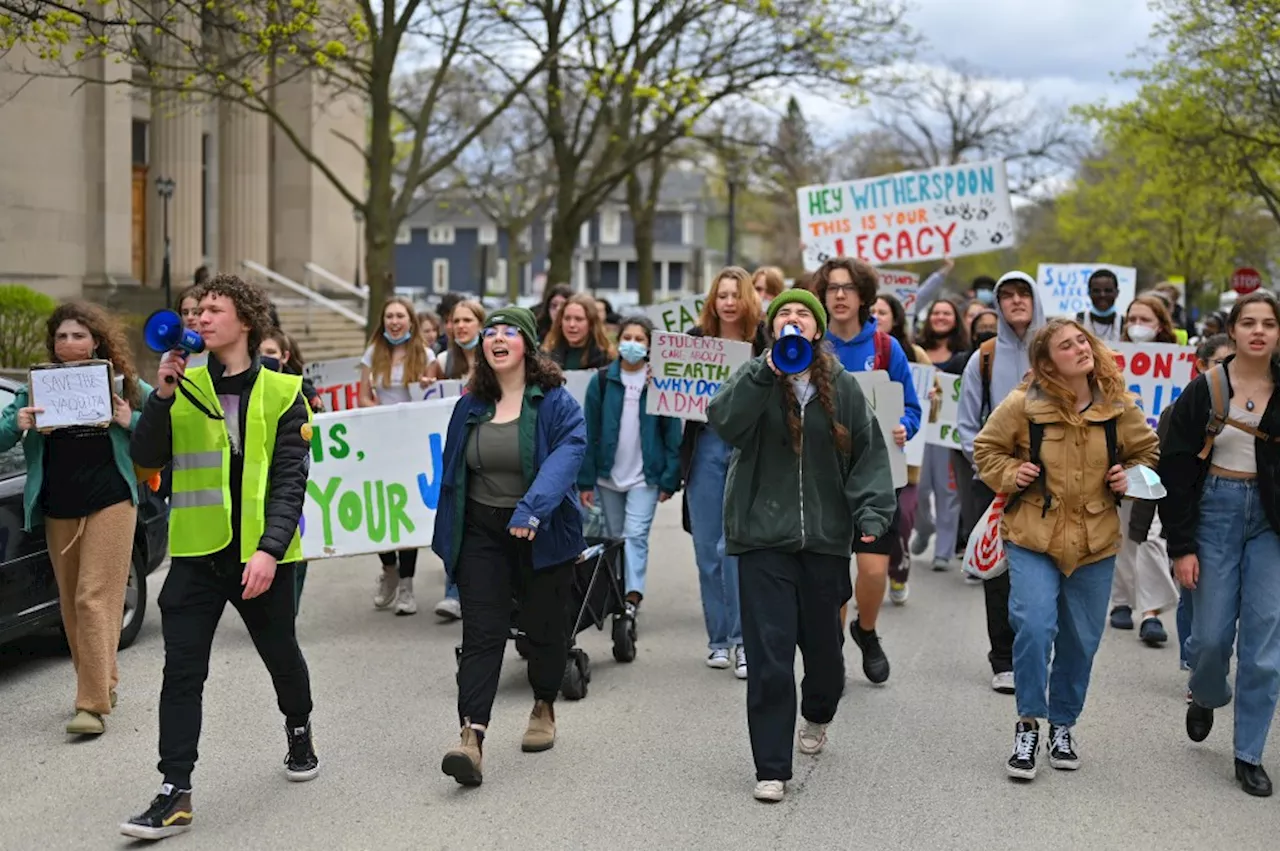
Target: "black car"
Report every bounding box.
[0,377,169,648]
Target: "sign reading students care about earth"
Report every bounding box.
[646,331,752,422]
[797,160,1016,268]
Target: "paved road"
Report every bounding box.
[1,501,1276,850]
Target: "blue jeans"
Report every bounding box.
[1177,588,1194,670]
[1189,476,1280,765]
[598,484,661,598]
[686,430,741,650]
[1006,542,1115,726]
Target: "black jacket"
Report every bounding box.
[1157,356,1280,557]
[547,340,613,370]
[679,322,768,533]
[132,355,311,564]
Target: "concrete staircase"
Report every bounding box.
[272,298,370,362]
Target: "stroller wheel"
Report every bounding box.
[612,615,637,663]
[561,651,588,701]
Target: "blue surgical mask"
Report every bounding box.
[618,340,648,365]
[458,335,480,351]
[383,331,412,346]
[1090,303,1117,318]
[975,289,995,306]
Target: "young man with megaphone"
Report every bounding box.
[120,274,318,842]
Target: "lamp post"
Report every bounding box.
[353,208,363,289]
[155,177,176,307]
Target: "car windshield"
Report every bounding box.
[0,385,24,478]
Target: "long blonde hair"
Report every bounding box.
[542,292,614,360]
[1026,318,1129,426]
[699,266,761,340]
[366,296,429,387]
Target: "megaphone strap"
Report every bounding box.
[177,377,225,422]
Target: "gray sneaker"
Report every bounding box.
[373,567,398,609]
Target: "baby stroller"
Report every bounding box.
[453,536,635,701]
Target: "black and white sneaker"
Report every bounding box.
[1007,721,1040,780]
[119,783,193,840]
[285,721,320,782]
[1047,724,1080,770]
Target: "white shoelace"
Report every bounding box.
[1013,730,1037,761]
[1052,726,1073,754]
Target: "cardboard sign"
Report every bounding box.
[29,360,114,430]
[904,362,935,467]
[304,356,362,412]
[561,369,595,409]
[925,372,965,449]
[645,296,707,334]
[852,370,908,489]
[302,398,458,559]
[798,160,1016,268]
[1110,342,1199,429]
[879,269,921,317]
[1036,264,1137,319]
[646,331,752,422]
[422,379,467,401]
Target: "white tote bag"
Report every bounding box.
[963,493,1010,580]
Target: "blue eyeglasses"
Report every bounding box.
[482,326,521,339]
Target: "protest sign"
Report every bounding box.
[1110,342,1198,428]
[302,398,458,559]
[853,370,908,489]
[645,296,706,334]
[646,331,752,422]
[904,363,935,467]
[304,356,362,411]
[562,370,595,408]
[1036,264,1137,319]
[29,361,113,429]
[422,379,466,401]
[797,160,1016,269]
[925,372,965,449]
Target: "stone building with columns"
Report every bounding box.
[0,47,365,301]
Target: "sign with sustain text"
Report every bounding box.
[29,360,114,430]
[798,159,1016,269]
[1037,264,1137,319]
[646,331,752,422]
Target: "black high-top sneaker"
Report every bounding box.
[1047,724,1080,770]
[285,721,321,782]
[1007,721,1040,780]
[119,783,193,840]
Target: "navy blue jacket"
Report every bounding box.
[432,383,587,574]
[579,362,682,495]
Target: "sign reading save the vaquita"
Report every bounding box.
[797,160,1016,269]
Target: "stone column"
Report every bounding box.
[80,54,134,284]
[218,101,269,273]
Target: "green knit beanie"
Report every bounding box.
[484,306,540,349]
[767,288,828,337]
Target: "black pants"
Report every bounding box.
[379,549,418,579]
[952,450,976,557]
[962,477,1014,674]
[455,501,572,727]
[739,549,850,782]
[157,557,312,789]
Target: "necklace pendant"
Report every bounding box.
[1247,399,1256,412]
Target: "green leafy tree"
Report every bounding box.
[0,284,58,367]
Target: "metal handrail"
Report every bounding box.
[241,260,367,327]
[304,262,368,302]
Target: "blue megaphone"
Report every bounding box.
[772,324,813,375]
[143,309,205,356]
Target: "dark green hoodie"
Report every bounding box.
[707,355,897,557]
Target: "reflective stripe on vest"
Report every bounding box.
[168,366,306,562]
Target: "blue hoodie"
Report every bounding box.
[825,323,922,439]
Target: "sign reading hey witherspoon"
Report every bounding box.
[646,331,752,422]
[1037,264,1137,318]
[797,160,1016,268]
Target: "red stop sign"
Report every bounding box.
[1232,266,1263,294]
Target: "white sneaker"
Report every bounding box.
[991,671,1016,694]
[889,580,909,605]
[434,596,462,620]
[734,646,748,680]
[394,579,417,616]
[932,557,951,572]
[706,649,731,669]
[753,780,785,802]
[373,567,398,609]
[797,720,828,755]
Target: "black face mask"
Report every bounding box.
[260,355,282,373]
[974,330,997,345]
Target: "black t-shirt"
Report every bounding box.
[42,426,132,519]
[213,369,253,563]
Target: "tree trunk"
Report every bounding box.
[626,174,657,305]
[363,31,397,329]
[546,211,580,290]
[503,226,524,303]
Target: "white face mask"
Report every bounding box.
[1127,324,1157,343]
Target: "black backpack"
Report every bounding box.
[1008,418,1120,517]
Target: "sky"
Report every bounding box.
[794,0,1161,135]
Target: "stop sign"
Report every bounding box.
[1232,266,1263,294]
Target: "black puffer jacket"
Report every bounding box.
[132,355,311,564]
[1157,356,1280,557]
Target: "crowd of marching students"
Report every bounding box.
[4,260,1280,841]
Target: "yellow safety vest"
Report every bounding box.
[169,365,306,563]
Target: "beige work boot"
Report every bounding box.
[441,725,484,787]
[521,701,556,753]
[67,710,105,736]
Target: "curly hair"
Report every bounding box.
[468,336,565,403]
[193,273,274,356]
[814,257,877,326]
[45,300,142,407]
[776,352,851,457]
[1026,318,1129,426]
